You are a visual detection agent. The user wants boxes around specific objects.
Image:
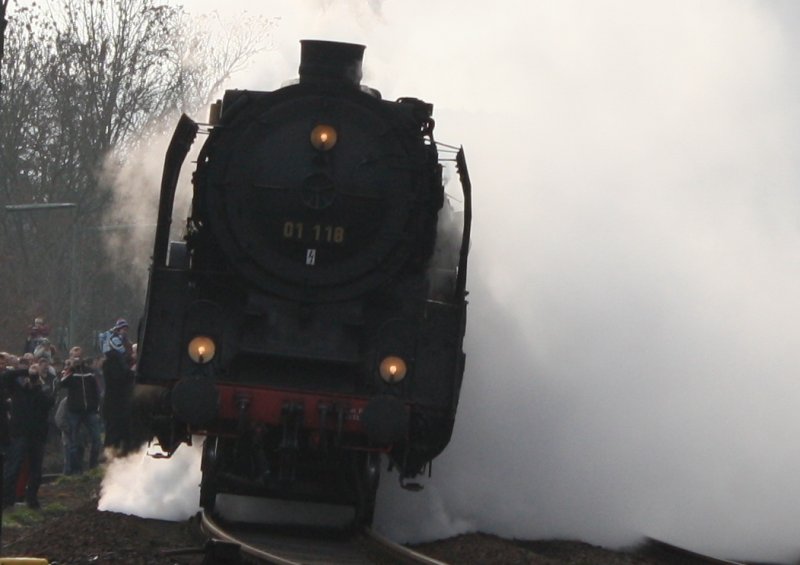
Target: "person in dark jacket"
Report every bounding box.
[2,357,54,509]
[0,353,13,450]
[102,318,135,454]
[59,346,102,473]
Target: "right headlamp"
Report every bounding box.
[379,356,407,383]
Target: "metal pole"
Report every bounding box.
[4,203,78,212]
[69,221,77,345]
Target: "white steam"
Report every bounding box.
[102,1,800,562]
[99,444,201,520]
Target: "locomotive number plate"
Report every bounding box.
[283,221,345,243]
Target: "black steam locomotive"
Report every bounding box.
[136,40,471,525]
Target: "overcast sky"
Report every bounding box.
[95,1,800,562]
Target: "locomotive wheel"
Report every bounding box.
[353,452,380,527]
[200,436,220,512]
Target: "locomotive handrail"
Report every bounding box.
[455,147,471,300]
[153,114,199,268]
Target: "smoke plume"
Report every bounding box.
[101,1,800,562]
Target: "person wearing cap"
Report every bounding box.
[102,318,135,454]
[24,317,50,354]
[2,355,55,509]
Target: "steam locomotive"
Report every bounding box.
[136,40,471,525]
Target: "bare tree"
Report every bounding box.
[0,0,274,351]
[166,11,278,118]
[0,6,64,343]
[0,0,8,94]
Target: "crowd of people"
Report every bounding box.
[0,317,136,509]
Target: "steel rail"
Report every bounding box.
[200,510,450,565]
[363,528,449,565]
[201,511,298,565]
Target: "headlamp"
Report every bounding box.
[379,356,407,383]
[188,336,216,364]
[310,124,337,151]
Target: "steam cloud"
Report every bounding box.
[99,444,201,520]
[101,1,800,562]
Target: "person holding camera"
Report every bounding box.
[2,355,55,509]
[59,346,102,473]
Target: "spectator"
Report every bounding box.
[23,317,50,354]
[2,355,54,509]
[54,360,72,475]
[18,353,34,368]
[3,353,19,369]
[0,353,12,451]
[101,319,135,454]
[59,346,102,473]
[32,351,56,388]
[32,338,56,363]
[55,349,85,475]
[14,355,55,501]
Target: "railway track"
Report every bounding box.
[200,511,448,565]
[195,512,761,565]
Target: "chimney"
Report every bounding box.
[299,40,365,87]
